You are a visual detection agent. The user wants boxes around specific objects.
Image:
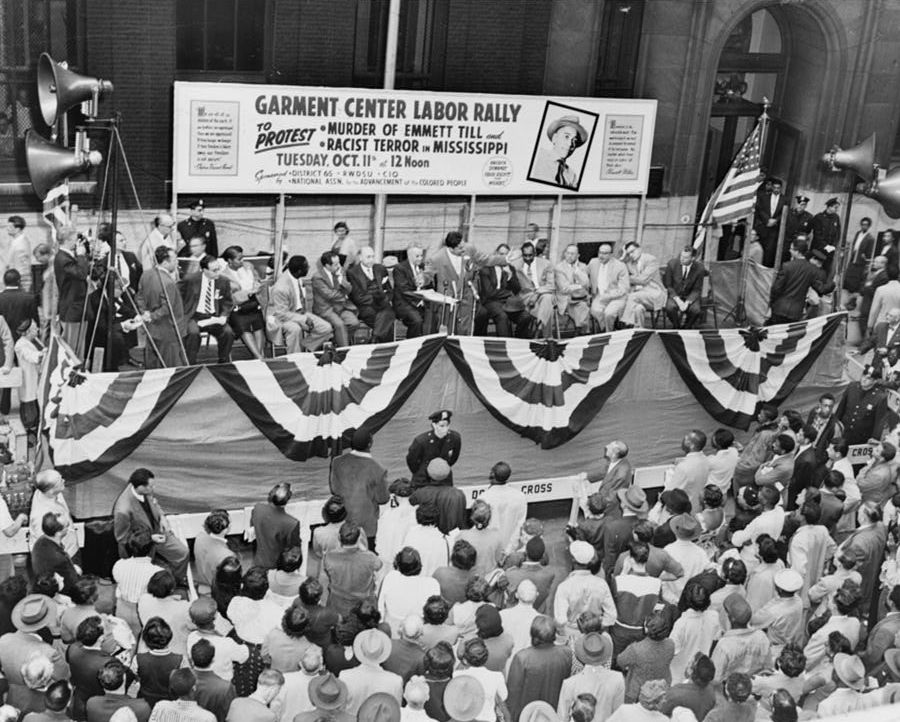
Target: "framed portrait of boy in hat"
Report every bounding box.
[528,101,598,192]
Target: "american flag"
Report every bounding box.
[694,119,764,249]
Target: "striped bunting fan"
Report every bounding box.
[207,334,444,460]
[658,313,844,430]
[38,333,201,480]
[443,330,650,448]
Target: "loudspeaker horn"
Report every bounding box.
[25,130,103,200]
[865,165,900,219]
[37,52,113,126]
[822,133,876,183]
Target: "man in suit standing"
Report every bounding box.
[425,231,504,335]
[859,255,889,337]
[754,177,786,267]
[311,251,358,347]
[755,434,796,499]
[112,468,189,586]
[662,246,706,329]
[582,440,633,516]
[587,243,629,332]
[554,243,590,334]
[330,429,389,551]
[179,255,236,364]
[785,195,814,251]
[54,225,91,355]
[867,265,900,329]
[622,241,667,328]
[475,244,526,337]
[0,268,37,413]
[768,239,834,325]
[663,430,710,515]
[347,246,395,343]
[250,482,301,569]
[30,512,80,593]
[137,246,188,368]
[843,217,875,301]
[270,255,332,353]
[840,501,887,628]
[511,241,555,337]
[393,244,433,338]
[787,425,826,511]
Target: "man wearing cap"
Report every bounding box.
[112,467,189,585]
[554,540,617,638]
[768,238,835,324]
[557,632,624,722]
[810,197,841,275]
[340,629,402,716]
[785,195,814,251]
[531,115,587,190]
[329,429,388,551]
[834,364,888,445]
[0,594,69,707]
[710,593,770,681]
[816,653,870,716]
[753,177,786,268]
[442,675,485,722]
[225,668,283,722]
[662,514,714,605]
[177,200,218,259]
[406,410,462,488]
[294,672,353,722]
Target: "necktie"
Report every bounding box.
[555,161,567,186]
[682,265,688,280]
[296,280,305,312]
[202,279,215,314]
[365,267,373,281]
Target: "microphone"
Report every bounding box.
[467,279,479,301]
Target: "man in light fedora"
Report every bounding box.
[341,629,402,716]
[442,675,485,722]
[358,692,401,722]
[295,673,353,722]
[817,652,868,717]
[662,513,714,605]
[557,632,624,722]
[600,486,649,577]
[531,115,588,190]
[0,594,69,709]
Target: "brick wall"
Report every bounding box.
[272,0,356,87]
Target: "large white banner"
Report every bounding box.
[172,82,656,196]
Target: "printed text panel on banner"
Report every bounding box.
[172,82,657,196]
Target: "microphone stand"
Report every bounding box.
[439,281,449,334]
[468,279,480,336]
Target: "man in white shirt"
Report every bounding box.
[621,242,666,328]
[140,214,179,271]
[6,216,31,292]
[29,469,79,559]
[340,630,402,715]
[499,580,539,664]
[180,256,235,364]
[732,486,785,550]
[478,461,527,557]
[664,430,710,516]
[707,429,740,494]
[554,540,618,639]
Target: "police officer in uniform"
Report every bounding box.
[406,409,462,488]
[177,199,218,259]
[811,197,841,276]
[784,195,814,263]
[834,364,888,445]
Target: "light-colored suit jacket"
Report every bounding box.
[754,453,795,491]
[666,451,710,514]
[554,260,590,312]
[0,631,69,693]
[627,252,666,302]
[512,257,555,302]
[587,258,629,301]
[271,272,309,324]
[869,280,900,328]
[311,268,355,316]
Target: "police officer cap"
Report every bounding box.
[189,199,205,210]
[825,197,840,207]
[795,195,810,203]
[429,409,452,423]
[810,249,827,262]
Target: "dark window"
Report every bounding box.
[176,0,267,73]
[594,0,644,98]
[354,0,448,89]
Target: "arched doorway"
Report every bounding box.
[700,2,839,259]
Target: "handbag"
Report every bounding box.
[236,295,260,314]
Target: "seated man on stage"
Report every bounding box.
[180,255,235,364]
[85,276,140,370]
[475,243,528,337]
[348,246,396,343]
[312,251,359,347]
[511,241,556,337]
[554,243,590,335]
[392,243,433,338]
[662,246,706,329]
[621,241,666,328]
[270,255,333,353]
[587,243,629,332]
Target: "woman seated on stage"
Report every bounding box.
[221,245,265,359]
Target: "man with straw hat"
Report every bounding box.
[341,629,402,716]
[357,692,401,722]
[607,679,668,722]
[442,675,485,722]
[557,632,623,722]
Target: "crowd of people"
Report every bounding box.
[0,390,899,722]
